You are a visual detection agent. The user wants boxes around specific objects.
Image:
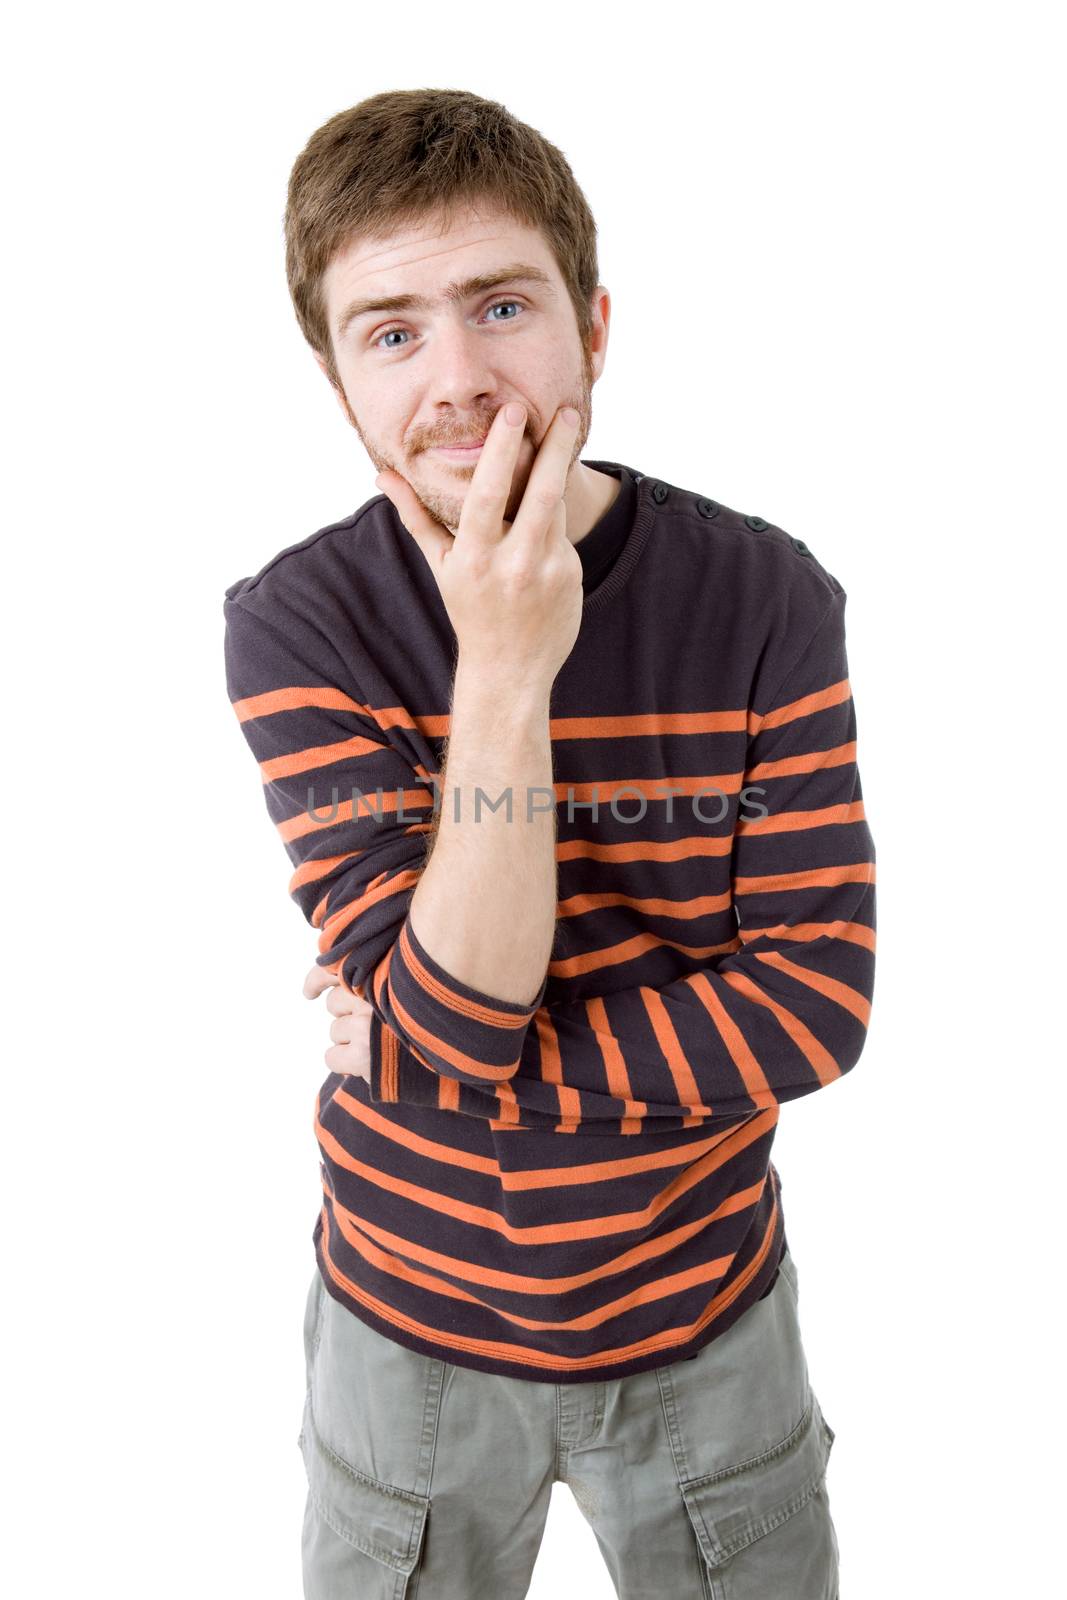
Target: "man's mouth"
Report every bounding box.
[430,439,487,459]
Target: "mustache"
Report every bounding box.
[415,407,535,453]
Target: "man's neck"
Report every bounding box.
[565,463,624,548]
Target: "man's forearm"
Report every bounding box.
[408,654,558,1007]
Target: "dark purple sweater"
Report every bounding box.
[223,460,877,1382]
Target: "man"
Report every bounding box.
[223,87,875,1599]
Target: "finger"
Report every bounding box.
[303,965,339,1000]
[325,1043,370,1078]
[323,1036,356,1075]
[453,400,528,549]
[330,1011,373,1042]
[326,985,375,1017]
[376,469,453,569]
[510,405,581,548]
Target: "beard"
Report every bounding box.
[340,342,596,533]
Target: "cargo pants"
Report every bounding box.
[298,1243,839,1598]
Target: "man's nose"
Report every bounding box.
[423,319,500,414]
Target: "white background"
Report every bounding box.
[4,2,1063,1595]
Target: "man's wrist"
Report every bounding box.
[452,654,553,723]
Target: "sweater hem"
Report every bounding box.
[311,1199,786,1386]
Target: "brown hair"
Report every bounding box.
[284,88,600,392]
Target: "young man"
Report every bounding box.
[224,88,876,1599]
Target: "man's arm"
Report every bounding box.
[224,401,582,1091]
[353,652,559,1086]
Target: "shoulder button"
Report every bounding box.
[744,514,770,532]
[696,497,720,520]
[651,481,669,504]
[790,536,813,557]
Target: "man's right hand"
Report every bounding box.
[375,402,585,690]
[303,964,374,1082]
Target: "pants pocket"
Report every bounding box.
[298,1273,441,1598]
[678,1393,838,1600]
[299,1387,431,1599]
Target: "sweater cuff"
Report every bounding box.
[368,1009,398,1104]
[367,1007,513,1111]
[381,913,548,1085]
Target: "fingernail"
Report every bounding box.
[561,406,580,427]
[504,401,525,426]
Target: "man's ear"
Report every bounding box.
[588,286,611,384]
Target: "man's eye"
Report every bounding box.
[372,299,525,351]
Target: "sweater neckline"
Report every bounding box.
[578,460,655,616]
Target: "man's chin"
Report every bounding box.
[390,452,529,532]
[409,476,464,534]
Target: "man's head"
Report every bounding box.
[284,89,610,531]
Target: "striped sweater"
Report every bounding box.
[222,460,877,1383]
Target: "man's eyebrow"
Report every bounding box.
[335,263,556,342]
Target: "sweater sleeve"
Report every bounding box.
[507,587,877,1127]
[370,584,876,1129]
[222,591,547,1088]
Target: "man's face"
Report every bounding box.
[315,203,609,531]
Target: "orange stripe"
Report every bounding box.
[716,970,842,1087]
[638,988,714,1125]
[378,1016,399,1102]
[261,733,390,781]
[235,695,759,745]
[585,995,642,1131]
[754,950,872,1026]
[734,861,876,896]
[681,971,776,1103]
[438,1071,463,1112]
[287,825,430,898]
[747,677,851,735]
[737,800,868,836]
[556,888,732,920]
[289,852,359,893]
[237,690,851,746]
[556,836,733,863]
[278,785,434,844]
[747,740,856,783]
[548,710,747,739]
[233,688,441,741]
[554,773,742,804]
[550,930,739,980]
[530,1012,583,1132]
[737,918,876,952]
[318,868,419,949]
[232,685,364,721]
